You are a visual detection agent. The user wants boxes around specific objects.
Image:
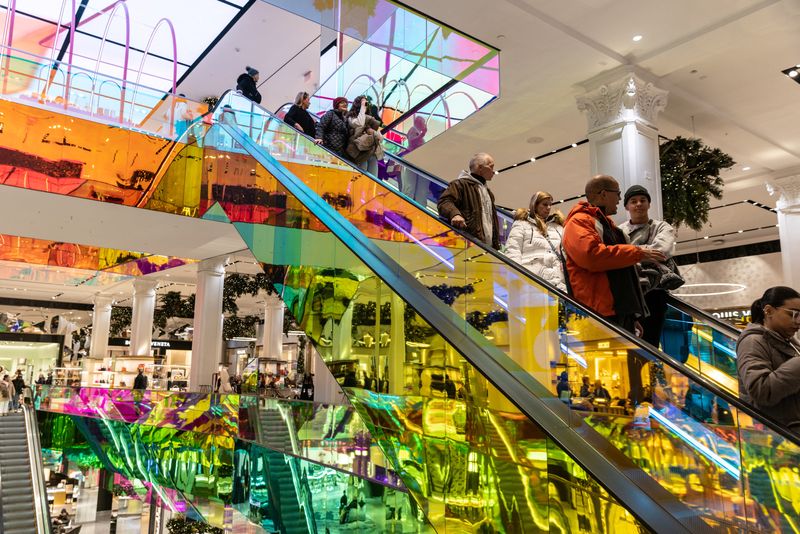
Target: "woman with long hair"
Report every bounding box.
[345,95,384,173]
[737,286,800,430]
[284,91,315,135]
[504,191,566,291]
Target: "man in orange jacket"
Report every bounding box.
[563,175,666,403]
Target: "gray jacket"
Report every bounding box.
[737,323,800,430]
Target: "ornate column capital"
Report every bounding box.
[576,74,668,132]
[93,293,114,309]
[197,255,228,276]
[132,278,159,295]
[767,175,800,212]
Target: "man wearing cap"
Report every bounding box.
[315,97,350,158]
[563,175,666,404]
[620,184,678,348]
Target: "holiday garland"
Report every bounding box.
[660,136,734,231]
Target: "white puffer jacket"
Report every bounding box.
[504,216,566,291]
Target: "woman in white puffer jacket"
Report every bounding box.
[504,191,567,291]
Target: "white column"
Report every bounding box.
[263,295,284,361]
[767,175,800,288]
[189,257,227,390]
[577,71,669,222]
[89,294,114,359]
[129,279,158,358]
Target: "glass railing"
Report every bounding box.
[206,95,800,531]
[193,121,679,531]
[277,97,743,397]
[35,387,427,530]
[0,89,196,209]
[0,44,206,139]
[34,386,404,488]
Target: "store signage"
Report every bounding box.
[108,338,193,350]
[710,308,751,321]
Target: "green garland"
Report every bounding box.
[660,136,734,231]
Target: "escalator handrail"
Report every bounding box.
[21,391,52,534]
[218,121,703,533]
[665,293,742,338]
[221,92,800,446]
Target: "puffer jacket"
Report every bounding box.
[315,109,349,157]
[562,201,644,317]
[737,323,800,430]
[504,211,566,291]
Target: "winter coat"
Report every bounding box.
[737,323,800,430]
[315,109,350,157]
[11,376,24,396]
[284,104,315,136]
[620,218,682,292]
[562,201,645,317]
[437,171,500,249]
[236,73,262,104]
[133,372,148,390]
[504,210,566,291]
[619,219,675,256]
[346,112,384,164]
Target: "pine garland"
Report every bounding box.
[660,136,734,231]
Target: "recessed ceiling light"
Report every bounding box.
[632,35,643,42]
[742,166,751,171]
[530,157,536,162]
[703,236,709,240]
[571,143,577,148]
[790,70,798,78]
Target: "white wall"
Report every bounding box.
[675,252,784,310]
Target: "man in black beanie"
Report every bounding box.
[620,184,680,350]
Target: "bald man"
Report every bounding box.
[562,175,665,404]
[437,153,500,249]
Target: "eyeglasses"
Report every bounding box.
[778,307,800,321]
[603,189,621,196]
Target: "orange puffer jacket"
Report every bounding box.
[562,201,643,317]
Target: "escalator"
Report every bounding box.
[0,56,792,528]
[276,100,748,399]
[0,405,52,534]
[181,109,800,531]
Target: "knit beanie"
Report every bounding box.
[332,97,348,109]
[624,184,651,206]
[245,66,259,77]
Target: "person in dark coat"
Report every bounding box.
[11,371,24,409]
[437,152,500,249]
[236,66,262,104]
[315,96,350,158]
[284,91,315,136]
[737,286,800,431]
[133,369,148,390]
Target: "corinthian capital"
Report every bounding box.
[767,175,800,211]
[576,74,668,132]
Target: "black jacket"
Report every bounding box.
[236,73,262,104]
[133,372,148,390]
[284,105,315,136]
[315,109,349,157]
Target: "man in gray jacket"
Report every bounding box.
[620,184,677,348]
[437,153,500,249]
